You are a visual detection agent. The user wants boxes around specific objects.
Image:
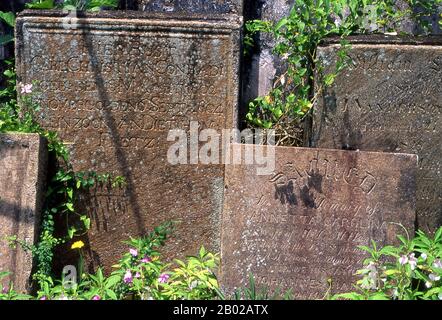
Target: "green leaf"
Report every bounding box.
[275,18,288,31]
[434,227,442,242]
[89,0,119,9]
[25,0,55,9]
[368,293,390,300]
[68,227,76,239]
[81,216,91,230]
[65,202,74,212]
[324,74,336,86]
[332,292,364,300]
[106,289,118,300]
[105,275,121,289]
[0,11,15,27]
[384,269,401,276]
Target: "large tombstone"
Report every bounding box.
[220,144,417,299]
[125,0,243,14]
[310,35,442,234]
[0,133,47,293]
[16,10,242,272]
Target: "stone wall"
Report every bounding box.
[0,134,47,293]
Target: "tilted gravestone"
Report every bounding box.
[0,133,47,293]
[16,10,241,272]
[310,35,442,234]
[125,0,243,14]
[220,144,416,299]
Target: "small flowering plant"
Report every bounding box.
[110,222,174,300]
[0,272,32,300]
[158,246,220,300]
[333,226,442,300]
[109,222,220,300]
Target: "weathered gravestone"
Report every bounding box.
[125,0,242,14]
[310,35,442,234]
[0,133,47,293]
[220,144,416,299]
[16,10,241,272]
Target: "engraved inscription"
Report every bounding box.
[17,14,240,272]
[221,145,416,299]
[313,42,442,233]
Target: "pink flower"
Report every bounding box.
[129,248,138,257]
[92,295,101,300]
[429,273,441,282]
[399,255,408,265]
[40,296,47,300]
[1,287,8,294]
[408,253,417,270]
[158,273,170,284]
[20,83,33,94]
[433,259,442,269]
[135,272,141,279]
[140,256,151,263]
[123,270,133,284]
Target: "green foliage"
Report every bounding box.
[332,226,442,300]
[160,246,220,300]
[1,223,223,300]
[0,272,33,300]
[0,11,15,28]
[245,0,441,145]
[222,274,293,300]
[0,11,15,45]
[26,0,119,11]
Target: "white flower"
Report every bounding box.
[425,281,432,288]
[189,280,199,290]
[408,254,417,270]
[429,273,441,282]
[399,255,408,265]
[367,262,377,272]
[421,253,427,261]
[438,292,442,300]
[393,289,399,298]
[20,83,33,94]
[433,259,442,269]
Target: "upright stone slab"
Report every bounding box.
[0,134,47,293]
[242,0,295,114]
[127,0,243,14]
[310,35,442,234]
[220,144,416,299]
[16,10,241,272]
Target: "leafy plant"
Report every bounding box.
[217,274,293,300]
[0,11,15,45]
[0,272,33,300]
[26,0,119,11]
[2,223,223,300]
[244,0,441,145]
[332,226,442,300]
